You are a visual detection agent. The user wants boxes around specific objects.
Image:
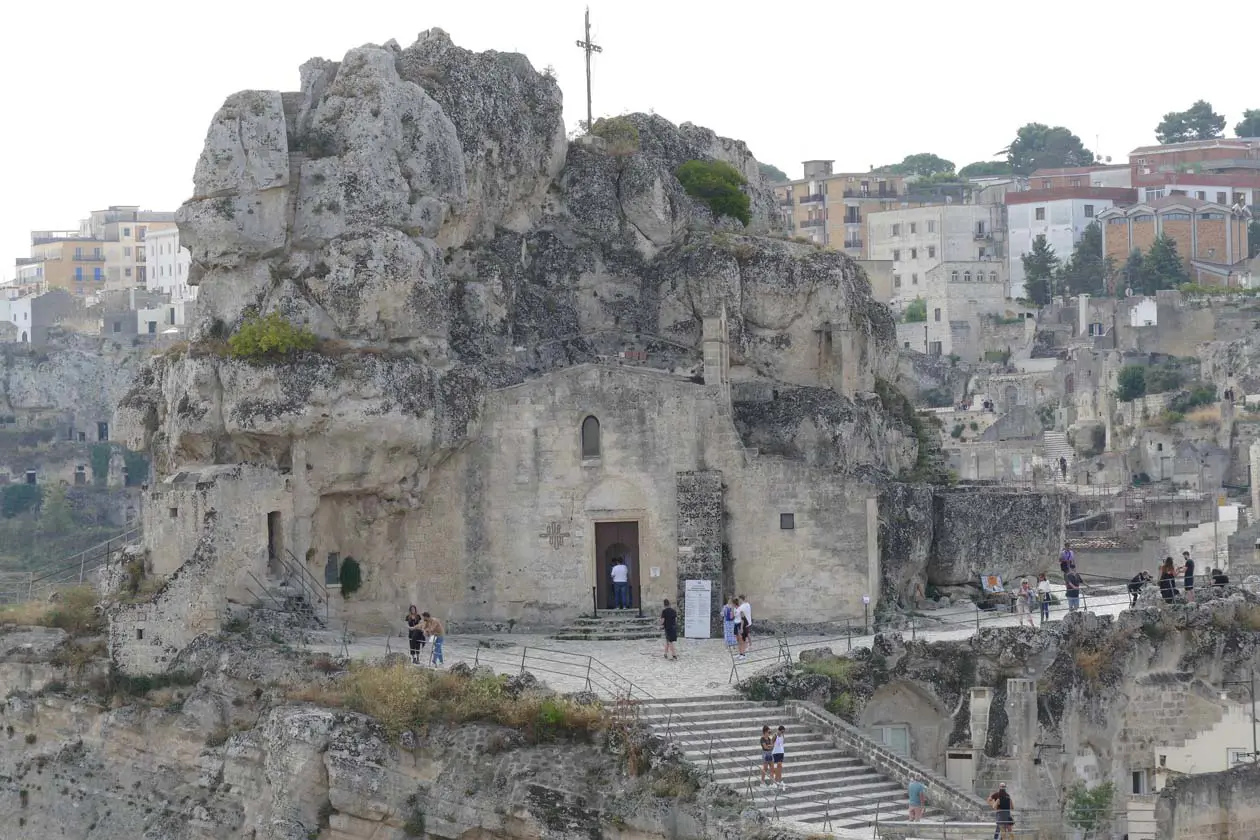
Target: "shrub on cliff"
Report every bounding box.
[227,313,318,361]
[675,159,751,226]
[590,116,640,157]
[339,557,362,596]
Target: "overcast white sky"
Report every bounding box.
[2,0,1257,280]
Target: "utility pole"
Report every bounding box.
[575,7,602,132]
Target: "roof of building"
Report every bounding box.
[1096,196,1233,217]
[1004,187,1137,205]
[1130,138,1260,156]
[1029,164,1129,178]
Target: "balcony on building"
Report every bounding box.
[843,239,864,249]
[73,253,106,262]
[779,196,795,207]
[799,193,826,205]
[843,187,898,199]
[800,219,826,228]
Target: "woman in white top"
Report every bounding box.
[1036,573,1052,624]
[1016,579,1035,628]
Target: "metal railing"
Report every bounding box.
[277,548,329,624]
[0,524,142,604]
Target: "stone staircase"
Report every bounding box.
[1042,430,1074,483]
[638,697,943,828]
[550,609,659,641]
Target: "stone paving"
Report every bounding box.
[307,585,1134,700]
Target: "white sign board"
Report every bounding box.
[684,579,712,639]
[649,566,661,578]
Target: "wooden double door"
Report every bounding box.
[594,521,641,609]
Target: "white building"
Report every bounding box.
[1006,187,1136,298]
[867,205,1005,304]
[144,226,195,302]
[896,261,1017,360]
[0,296,33,342]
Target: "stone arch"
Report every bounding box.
[20,331,27,343]
[581,415,601,458]
[1003,384,1019,408]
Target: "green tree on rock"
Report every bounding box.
[1236,109,1260,139]
[1057,222,1112,296]
[903,298,927,323]
[1065,780,1117,839]
[958,161,1013,179]
[675,160,751,226]
[1004,124,1095,176]
[758,162,790,183]
[1120,249,1146,297]
[1141,234,1189,293]
[1021,235,1060,305]
[39,484,73,535]
[1156,100,1225,144]
[1115,366,1147,402]
[875,153,955,178]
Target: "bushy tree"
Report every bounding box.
[875,153,955,178]
[39,485,73,535]
[1141,235,1189,293]
[1236,109,1260,139]
[1021,235,1060,305]
[1,484,42,518]
[1057,222,1112,296]
[958,161,1013,179]
[1115,366,1147,402]
[228,312,318,361]
[1065,780,1117,838]
[1156,100,1225,144]
[1250,220,1260,259]
[1119,249,1146,297]
[757,162,789,183]
[903,298,927,323]
[590,116,640,157]
[675,160,751,226]
[1004,124,1096,176]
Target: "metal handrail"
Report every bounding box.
[12,524,143,602]
[280,547,329,622]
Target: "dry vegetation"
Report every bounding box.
[0,586,103,636]
[1186,404,1221,428]
[288,662,607,742]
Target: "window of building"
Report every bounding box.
[112,321,122,334]
[927,220,936,233]
[1146,189,1164,202]
[892,224,901,236]
[1070,177,1082,188]
[25,470,36,485]
[978,247,987,259]
[951,271,959,282]
[1084,205,1094,218]
[1107,217,1128,225]
[123,227,131,237]
[137,226,147,240]
[780,513,795,530]
[909,222,917,234]
[1216,192,1228,204]
[94,268,103,281]
[1035,207,1046,221]
[169,507,179,519]
[976,221,986,235]
[934,307,941,322]
[904,341,911,349]
[1041,179,1051,189]
[581,415,601,458]
[1132,771,1150,794]
[1195,191,1206,200]
[894,274,902,288]
[911,274,918,285]
[910,248,918,260]
[147,321,157,334]
[75,267,83,281]
[1200,212,1224,220]
[928,341,942,356]
[927,245,936,259]
[125,268,132,277]
[989,272,998,283]
[1163,212,1191,221]
[1156,443,1163,452]
[892,249,901,261]
[124,246,132,257]
[963,271,972,283]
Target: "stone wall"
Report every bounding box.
[675,469,724,635]
[1155,763,1260,839]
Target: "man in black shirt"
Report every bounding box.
[1182,551,1196,603]
[987,782,1014,840]
[660,599,678,660]
[1128,571,1152,607]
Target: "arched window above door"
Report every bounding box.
[581,416,601,458]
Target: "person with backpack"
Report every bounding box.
[1059,542,1076,576]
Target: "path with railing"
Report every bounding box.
[0,524,141,605]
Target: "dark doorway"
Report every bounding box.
[595,521,641,609]
[267,511,282,569]
[97,421,109,441]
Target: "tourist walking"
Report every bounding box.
[737,595,752,652]
[1059,456,1068,481]
[405,605,425,664]
[1128,571,1153,607]
[422,612,444,666]
[1182,550,1196,603]
[1016,579,1035,628]
[732,597,746,659]
[987,782,1014,840]
[907,775,927,821]
[1059,542,1076,576]
[771,725,786,790]
[660,599,678,660]
[1036,573,1052,623]
[721,597,738,649]
[1064,569,1085,612]
[1158,557,1179,604]
[759,725,774,785]
[611,557,630,609]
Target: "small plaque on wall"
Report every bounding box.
[650,566,661,578]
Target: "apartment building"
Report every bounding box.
[81,206,177,291]
[1129,138,1260,208]
[774,161,918,258]
[14,231,109,297]
[1029,165,1132,191]
[144,227,195,302]
[866,204,1005,301]
[1006,187,1137,297]
[1098,197,1250,286]
[895,261,1013,360]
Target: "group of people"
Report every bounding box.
[905,777,1014,839]
[1127,550,1230,606]
[721,595,754,659]
[404,606,446,666]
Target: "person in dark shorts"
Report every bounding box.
[405,605,425,664]
[987,782,1014,840]
[660,599,678,660]
[759,725,774,785]
[771,725,786,790]
[1182,551,1196,603]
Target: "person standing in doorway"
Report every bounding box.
[737,595,753,654]
[405,605,425,664]
[722,597,738,650]
[659,599,678,660]
[611,557,630,609]
[907,776,928,821]
[1036,573,1052,624]
[771,725,786,790]
[422,612,444,667]
[1059,542,1076,576]
[1182,550,1196,603]
[988,782,1014,840]
[1016,579,1035,628]
[759,725,774,786]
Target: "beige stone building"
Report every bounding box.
[81,206,177,291]
[14,231,108,297]
[774,161,920,258]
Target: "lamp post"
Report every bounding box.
[1223,671,1258,764]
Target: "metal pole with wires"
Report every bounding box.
[575,7,602,132]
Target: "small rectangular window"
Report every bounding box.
[893,249,901,261]
[169,507,178,519]
[934,308,942,322]
[928,246,936,258]
[780,513,795,530]
[894,274,902,288]
[136,628,144,640]
[927,220,936,233]
[1216,192,1228,204]
[1084,205,1094,218]
[1035,207,1046,221]
[912,274,918,285]
[909,222,917,234]
[892,224,901,236]
[910,248,918,259]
